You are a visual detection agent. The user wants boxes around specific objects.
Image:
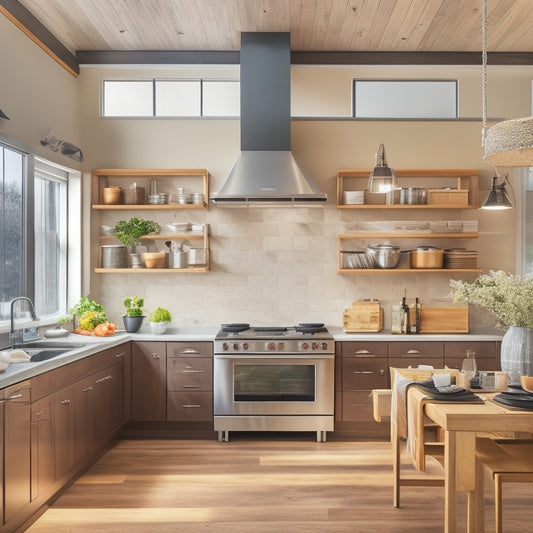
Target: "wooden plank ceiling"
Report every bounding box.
[13,0,533,54]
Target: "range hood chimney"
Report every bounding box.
[212,32,327,205]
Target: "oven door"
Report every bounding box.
[214,353,334,416]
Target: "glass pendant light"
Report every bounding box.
[368,143,396,203]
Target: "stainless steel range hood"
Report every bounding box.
[212,32,327,206]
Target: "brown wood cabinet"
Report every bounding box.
[93,363,124,449]
[4,381,31,524]
[336,342,389,437]
[336,339,501,438]
[167,341,213,422]
[30,396,55,501]
[132,341,167,421]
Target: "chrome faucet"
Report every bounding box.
[9,297,39,349]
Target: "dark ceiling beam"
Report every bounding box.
[0,0,79,76]
[77,50,533,66]
[292,51,533,65]
[77,50,240,65]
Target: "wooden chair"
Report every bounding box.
[476,438,533,533]
[390,368,458,507]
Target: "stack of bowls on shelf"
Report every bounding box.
[444,248,478,269]
[170,187,193,204]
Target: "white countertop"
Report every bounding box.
[0,325,503,389]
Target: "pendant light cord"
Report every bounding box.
[481,0,488,148]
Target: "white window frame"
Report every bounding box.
[102,78,240,118]
[0,135,81,344]
[353,79,458,119]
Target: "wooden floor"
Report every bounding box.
[24,434,533,532]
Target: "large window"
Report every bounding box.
[0,143,70,327]
[103,79,239,117]
[353,80,458,119]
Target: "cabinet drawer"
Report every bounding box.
[340,342,388,358]
[167,342,213,357]
[341,391,375,422]
[389,341,443,358]
[167,392,213,421]
[167,357,212,391]
[342,358,388,390]
[444,341,498,359]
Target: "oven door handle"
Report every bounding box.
[214,353,334,360]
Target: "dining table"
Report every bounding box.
[423,397,533,533]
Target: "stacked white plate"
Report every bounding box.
[343,190,365,205]
[461,220,479,232]
[444,249,478,269]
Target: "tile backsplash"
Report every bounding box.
[96,205,499,331]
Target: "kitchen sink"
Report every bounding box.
[14,341,84,350]
[26,348,75,362]
[12,341,89,363]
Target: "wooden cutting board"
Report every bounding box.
[343,300,383,332]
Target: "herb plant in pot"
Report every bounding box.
[149,306,172,335]
[122,296,145,333]
[113,217,160,267]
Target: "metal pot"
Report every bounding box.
[410,246,444,269]
[367,245,402,269]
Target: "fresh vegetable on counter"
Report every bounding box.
[70,296,108,332]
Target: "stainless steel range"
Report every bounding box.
[213,323,335,442]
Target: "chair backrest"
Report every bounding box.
[390,367,460,388]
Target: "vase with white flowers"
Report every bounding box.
[450,270,533,384]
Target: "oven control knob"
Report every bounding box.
[302,342,309,350]
[267,342,276,351]
[233,343,239,350]
[243,343,249,350]
[223,343,228,351]
[278,342,284,351]
[322,342,328,351]
[312,342,318,350]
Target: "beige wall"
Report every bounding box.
[0,16,81,166]
[78,64,525,328]
[1,15,529,328]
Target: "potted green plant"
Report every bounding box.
[149,306,172,335]
[122,296,145,333]
[113,217,160,250]
[450,270,533,384]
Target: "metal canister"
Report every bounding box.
[169,250,187,269]
[101,245,128,268]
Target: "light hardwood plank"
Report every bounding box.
[24,436,533,532]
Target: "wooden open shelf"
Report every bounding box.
[338,268,483,275]
[337,168,478,209]
[92,168,209,210]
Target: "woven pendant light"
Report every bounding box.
[484,117,533,166]
[481,0,533,166]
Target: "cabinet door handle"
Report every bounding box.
[115,352,125,358]
[60,399,71,405]
[182,367,204,373]
[181,348,200,355]
[406,349,421,355]
[380,369,385,376]
[355,349,371,354]
[83,386,94,392]
[352,370,374,374]
[152,353,160,359]
[1,393,23,402]
[96,375,113,383]
[182,385,201,389]
[181,404,201,408]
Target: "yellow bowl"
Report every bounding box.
[143,252,166,269]
[520,375,533,393]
